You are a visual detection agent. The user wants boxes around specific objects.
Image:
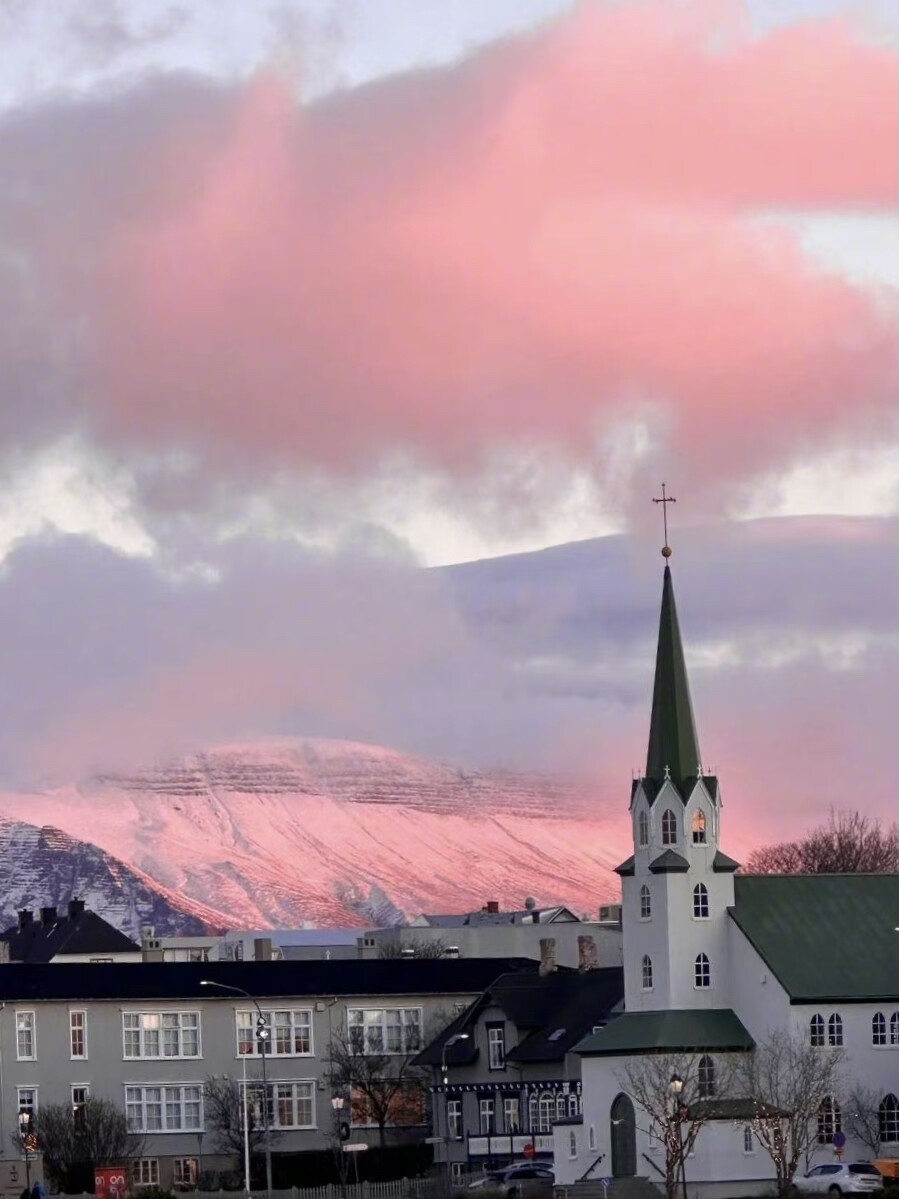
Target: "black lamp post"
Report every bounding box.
[441,1034,469,1196]
[668,1075,688,1199]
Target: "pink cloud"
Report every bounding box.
[91,1,896,493]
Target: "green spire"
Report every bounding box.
[645,564,701,784]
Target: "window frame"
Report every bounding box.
[17,1087,38,1120]
[697,1055,716,1098]
[879,1094,899,1145]
[637,809,649,848]
[692,883,709,920]
[122,1011,201,1060]
[536,1092,555,1134]
[641,954,654,991]
[270,1081,316,1130]
[639,885,652,920]
[478,1097,495,1135]
[133,1160,160,1188]
[873,1012,887,1046]
[124,1084,203,1133]
[504,1096,520,1132]
[70,1009,88,1060]
[816,1096,842,1145]
[742,1125,755,1155]
[694,953,711,989]
[447,1099,463,1140]
[810,1014,825,1047]
[236,1008,313,1057]
[347,1007,423,1055]
[891,1011,899,1046]
[486,1022,506,1071]
[827,1013,843,1047]
[16,1010,36,1061]
[661,808,677,846]
[691,809,707,844]
[173,1159,199,1188]
[569,1130,578,1159]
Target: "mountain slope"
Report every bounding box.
[0,739,625,928]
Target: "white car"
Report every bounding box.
[791,1163,883,1195]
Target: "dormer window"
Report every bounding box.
[661,809,677,846]
[691,810,707,844]
[638,809,649,848]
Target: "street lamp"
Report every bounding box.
[19,1110,33,1193]
[441,1034,470,1196]
[201,980,272,1198]
[332,1096,356,1190]
[668,1074,688,1199]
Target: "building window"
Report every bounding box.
[694,953,710,989]
[72,1086,89,1129]
[873,1012,887,1046]
[447,1100,462,1139]
[588,1125,597,1152]
[639,885,652,920]
[70,1010,87,1059]
[487,1024,506,1070]
[891,1012,899,1046]
[16,1012,36,1060]
[661,808,677,846]
[692,883,709,919]
[638,809,649,847]
[133,1161,159,1188]
[237,1009,312,1056]
[537,1092,555,1133]
[450,1163,466,1183]
[17,1088,37,1119]
[272,1082,315,1129]
[827,1014,843,1047]
[123,1012,200,1059]
[697,1055,716,1097]
[568,1092,580,1118]
[556,1094,567,1120]
[347,1007,422,1054]
[164,947,210,962]
[743,1126,754,1154]
[504,1097,520,1131]
[125,1085,202,1132]
[641,955,653,990]
[479,1098,495,1135]
[569,1130,578,1159]
[817,1097,841,1145]
[173,1159,198,1188]
[880,1094,899,1145]
[692,810,707,844]
[810,1014,825,1047]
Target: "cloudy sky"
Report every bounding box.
[0,0,895,840]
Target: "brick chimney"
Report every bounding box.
[40,905,58,926]
[17,910,34,930]
[539,937,557,975]
[577,935,599,971]
[67,898,86,920]
[485,901,500,914]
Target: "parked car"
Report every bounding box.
[469,1163,555,1198]
[792,1164,884,1195]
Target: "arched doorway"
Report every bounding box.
[610,1093,637,1178]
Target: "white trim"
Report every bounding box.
[69,1008,88,1060]
[15,1010,37,1061]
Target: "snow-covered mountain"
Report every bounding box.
[0,738,625,930]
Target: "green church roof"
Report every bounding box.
[729,873,899,1003]
[575,1008,754,1056]
[646,565,701,786]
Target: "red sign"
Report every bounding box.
[95,1167,129,1199]
[523,1143,536,1160]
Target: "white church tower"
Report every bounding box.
[616,528,740,1013]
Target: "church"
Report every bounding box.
[553,535,898,1197]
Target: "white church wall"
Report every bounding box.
[725,922,792,1036]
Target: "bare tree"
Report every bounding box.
[737,1029,844,1195]
[746,809,898,875]
[33,1099,145,1192]
[845,1085,884,1158]
[203,1075,274,1168]
[377,936,448,959]
[618,1053,732,1199]
[327,1025,430,1148]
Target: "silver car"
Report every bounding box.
[791,1163,883,1195]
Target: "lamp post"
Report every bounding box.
[668,1074,688,1199]
[201,980,272,1198]
[331,1096,352,1194]
[441,1034,470,1196]
[19,1110,33,1194]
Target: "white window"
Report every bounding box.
[588,1125,597,1152]
[70,1010,87,1059]
[536,1092,555,1133]
[72,1086,89,1116]
[872,1012,886,1045]
[891,1012,899,1045]
[237,1009,312,1056]
[569,1130,578,1159]
[827,1013,843,1047]
[16,1012,36,1060]
[125,1085,202,1132]
[479,1098,495,1134]
[743,1126,754,1154]
[639,885,652,920]
[641,955,653,990]
[123,1012,200,1059]
[504,1097,520,1131]
[164,947,210,962]
[697,1055,716,1097]
[694,953,710,989]
[556,1094,567,1120]
[451,1163,466,1183]
[637,809,649,847]
[347,1008,422,1054]
[17,1088,37,1119]
[810,1013,825,1047]
[272,1082,315,1129]
[880,1095,899,1144]
[568,1092,580,1117]
[487,1025,505,1070]
[692,883,709,919]
[661,808,677,845]
[692,810,707,844]
[817,1097,841,1145]
[447,1099,463,1139]
[173,1159,198,1187]
[133,1160,159,1187]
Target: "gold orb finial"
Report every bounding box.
[661,545,672,558]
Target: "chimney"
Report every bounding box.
[40,905,58,926]
[253,937,273,962]
[67,898,86,920]
[539,937,557,975]
[486,901,500,914]
[0,940,10,964]
[17,910,34,930]
[578,935,599,971]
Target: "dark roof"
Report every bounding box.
[574,1008,754,1056]
[614,856,635,877]
[649,850,690,874]
[418,907,577,928]
[0,956,540,1003]
[645,565,702,787]
[415,967,624,1067]
[712,850,740,873]
[0,908,138,963]
[729,873,899,1003]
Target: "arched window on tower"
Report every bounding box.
[641,955,654,990]
[640,885,652,919]
[661,809,677,846]
[891,1012,899,1045]
[692,883,709,919]
[638,809,649,848]
[828,1014,843,1046]
[817,1097,841,1145]
[809,1014,825,1047]
[872,1012,886,1046]
[694,953,710,989]
[697,1055,716,1098]
[692,810,707,844]
[880,1094,899,1145]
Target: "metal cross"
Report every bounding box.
[653,483,676,559]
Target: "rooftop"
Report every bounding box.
[575,1008,754,1056]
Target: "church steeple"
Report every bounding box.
[645,565,701,786]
